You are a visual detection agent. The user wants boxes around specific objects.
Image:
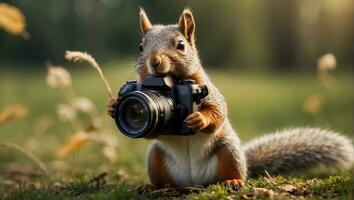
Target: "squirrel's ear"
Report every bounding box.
[139,7,152,35]
[178,9,195,44]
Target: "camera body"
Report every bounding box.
[114,76,208,138]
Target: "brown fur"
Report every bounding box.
[199,104,224,133]
[215,144,246,182]
[187,70,204,84]
[185,70,224,133]
[147,144,174,187]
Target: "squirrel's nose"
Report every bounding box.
[149,55,161,68]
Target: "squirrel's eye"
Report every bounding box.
[139,42,143,52]
[176,40,185,51]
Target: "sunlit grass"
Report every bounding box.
[0,61,353,199]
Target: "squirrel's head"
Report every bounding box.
[136,8,201,80]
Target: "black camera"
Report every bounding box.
[114,76,208,138]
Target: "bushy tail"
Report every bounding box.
[243,128,354,178]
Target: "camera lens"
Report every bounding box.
[116,93,154,138]
[115,91,174,138]
[122,99,148,130]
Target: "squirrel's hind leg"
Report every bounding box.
[146,143,175,187]
[213,137,247,189]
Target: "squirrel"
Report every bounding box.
[107,8,354,190]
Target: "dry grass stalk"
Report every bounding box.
[0,141,49,176]
[34,115,53,134]
[102,146,118,163]
[65,51,113,98]
[317,53,337,88]
[303,93,322,116]
[46,64,86,131]
[0,104,28,125]
[71,97,95,113]
[0,3,29,39]
[56,103,81,131]
[303,53,337,118]
[47,58,118,164]
[71,97,98,120]
[56,104,77,121]
[46,65,76,104]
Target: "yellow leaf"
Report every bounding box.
[0,3,29,38]
[0,104,28,125]
[57,133,89,157]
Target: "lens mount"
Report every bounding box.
[115,91,159,138]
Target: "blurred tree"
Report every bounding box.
[0,0,352,71]
[265,0,297,70]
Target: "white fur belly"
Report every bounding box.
[157,134,217,187]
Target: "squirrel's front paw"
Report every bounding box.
[185,112,208,132]
[106,98,117,118]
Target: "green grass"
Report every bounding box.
[0,61,353,199]
[0,172,352,199]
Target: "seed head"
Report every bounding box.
[317,53,337,72]
[46,66,72,88]
[56,104,76,122]
[71,97,95,113]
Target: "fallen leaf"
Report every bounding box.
[244,188,276,199]
[279,184,297,193]
[279,184,310,196]
[57,133,89,157]
[0,104,28,125]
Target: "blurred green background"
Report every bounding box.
[0,0,353,69]
[0,0,353,184]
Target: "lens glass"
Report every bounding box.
[122,99,149,130]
